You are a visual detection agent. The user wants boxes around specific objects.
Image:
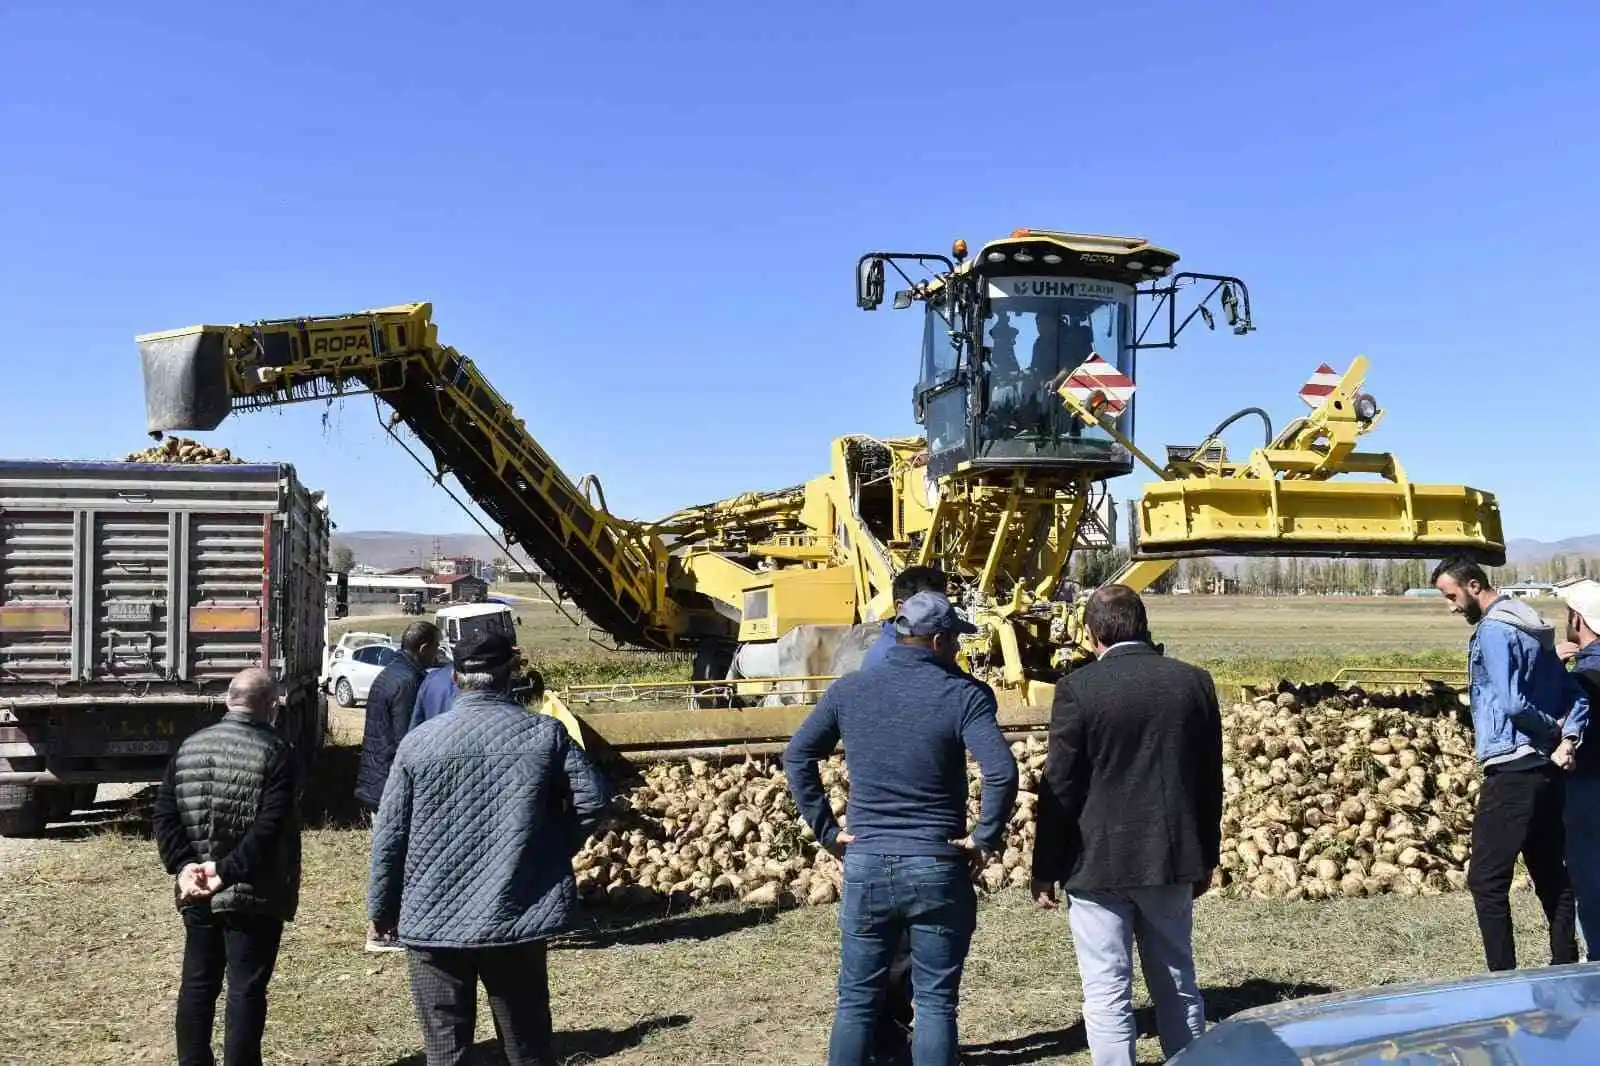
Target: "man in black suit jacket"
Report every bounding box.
[1030,584,1223,1066]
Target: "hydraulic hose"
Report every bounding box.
[1201,406,1274,450]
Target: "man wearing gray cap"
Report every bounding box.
[1556,578,1600,959]
[785,590,1018,1066]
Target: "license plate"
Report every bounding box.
[102,739,173,756]
[107,601,156,623]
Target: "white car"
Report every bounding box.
[325,640,400,707]
[321,630,393,688]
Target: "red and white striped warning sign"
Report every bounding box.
[1298,364,1342,408]
[1060,354,1136,416]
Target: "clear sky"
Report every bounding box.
[3,1,1596,544]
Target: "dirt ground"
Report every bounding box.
[0,595,1562,1064]
[0,799,1565,1066]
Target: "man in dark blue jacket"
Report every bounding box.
[1434,557,1587,971]
[860,566,949,672]
[786,591,1018,1066]
[853,564,949,1060]
[409,664,456,731]
[1556,578,1600,959]
[354,622,440,817]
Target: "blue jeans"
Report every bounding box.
[829,853,976,1066]
[1566,774,1600,961]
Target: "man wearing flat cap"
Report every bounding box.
[1556,578,1600,959]
[368,631,611,1066]
[785,590,1018,1066]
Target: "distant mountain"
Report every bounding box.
[332,531,536,573]
[1506,535,1600,565]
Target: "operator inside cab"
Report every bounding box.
[1034,306,1096,379]
[983,305,1100,437]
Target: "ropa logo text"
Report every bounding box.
[311,333,371,355]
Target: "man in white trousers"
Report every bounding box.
[1030,585,1225,1065]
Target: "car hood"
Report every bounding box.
[1173,963,1600,1065]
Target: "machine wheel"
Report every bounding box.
[334,678,355,708]
[690,643,737,709]
[0,785,48,838]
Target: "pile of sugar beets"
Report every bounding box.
[125,437,244,464]
[571,681,1512,908]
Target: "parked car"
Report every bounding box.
[321,631,392,686]
[325,640,400,707]
[1172,962,1600,1064]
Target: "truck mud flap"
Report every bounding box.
[138,327,232,433]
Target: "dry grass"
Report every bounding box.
[2,597,1566,1064]
[0,793,1563,1066]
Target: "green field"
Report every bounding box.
[336,592,1512,691]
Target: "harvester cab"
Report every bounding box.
[857,229,1253,481]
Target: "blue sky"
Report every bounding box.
[3,1,1596,543]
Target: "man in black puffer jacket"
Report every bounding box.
[153,667,302,1066]
[354,621,440,816]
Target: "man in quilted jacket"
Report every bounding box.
[152,667,301,1066]
[367,630,610,1066]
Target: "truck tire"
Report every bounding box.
[0,785,48,838]
[295,693,327,777]
[48,784,96,817]
[273,691,325,796]
[44,786,78,821]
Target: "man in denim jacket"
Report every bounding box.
[1434,557,1588,971]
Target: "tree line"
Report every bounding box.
[1068,550,1600,596]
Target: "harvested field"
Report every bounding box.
[334,593,1504,693]
[0,794,1566,1066]
[2,597,1567,1063]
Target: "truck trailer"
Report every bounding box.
[0,459,330,835]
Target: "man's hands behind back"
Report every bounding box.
[176,862,223,905]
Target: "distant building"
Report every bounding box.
[428,573,489,604]
[337,573,448,610]
[428,555,485,578]
[1403,587,1442,597]
[1500,581,1555,600]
